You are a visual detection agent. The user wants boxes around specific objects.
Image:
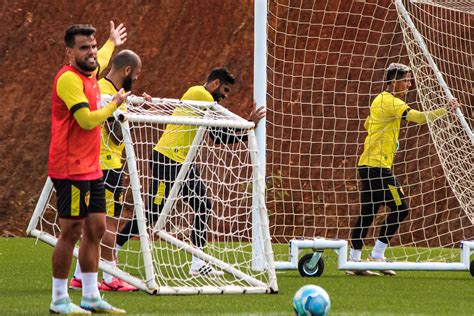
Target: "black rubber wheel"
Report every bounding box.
[298,253,324,277]
[470,260,474,277]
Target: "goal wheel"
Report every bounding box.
[470,260,474,277]
[298,252,324,277]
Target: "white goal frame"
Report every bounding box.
[27,95,278,294]
[255,0,474,274]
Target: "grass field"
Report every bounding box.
[0,238,472,315]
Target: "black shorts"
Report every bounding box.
[51,178,106,218]
[102,168,124,218]
[358,166,405,207]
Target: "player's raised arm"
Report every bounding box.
[406,98,459,125]
[96,21,128,76]
[108,21,127,47]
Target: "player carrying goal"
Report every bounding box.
[347,63,459,276]
[115,67,265,276]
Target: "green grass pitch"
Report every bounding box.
[0,238,472,315]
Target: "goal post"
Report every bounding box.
[262,0,474,274]
[27,95,278,294]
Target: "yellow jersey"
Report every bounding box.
[99,78,126,170]
[154,86,214,163]
[358,91,409,169]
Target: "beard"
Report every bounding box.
[211,90,225,102]
[122,74,134,92]
[75,57,97,73]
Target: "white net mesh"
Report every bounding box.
[266,0,474,263]
[28,97,276,294]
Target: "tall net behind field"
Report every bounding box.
[266,0,474,263]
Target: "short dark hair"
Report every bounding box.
[207,67,235,85]
[385,63,411,84]
[64,24,96,48]
[112,50,141,69]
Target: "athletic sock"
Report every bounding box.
[73,260,82,280]
[52,277,69,302]
[81,272,100,299]
[191,255,204,270]
[349,248,362,262]
[102,260,116,283]
[371,240,388,259]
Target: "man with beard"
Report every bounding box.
[70,50,147,292]
[48,23,129,314]
[115,67,265,276]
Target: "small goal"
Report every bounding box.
[27,95,278,294]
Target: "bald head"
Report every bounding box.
[111,49,141,71]
[107,49,142,92]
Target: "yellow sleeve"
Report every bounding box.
[392,97,409,118]
[181,86,214,102]
[406,108,447,125]
[73,102,118,130]
[57,71,118,130]
[56,71,89,110]
[96,39,115,76]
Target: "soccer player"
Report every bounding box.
[116,67,265,276]
[48,22,129,314]
[347,63,459,276]
[70,50,148,292]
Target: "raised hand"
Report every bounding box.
[108,21,127,47]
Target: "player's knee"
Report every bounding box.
[83,217,106,241]
[60,220,83,243]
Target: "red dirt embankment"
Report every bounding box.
[0,1,255,236]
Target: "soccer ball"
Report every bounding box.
[292,284,331,316]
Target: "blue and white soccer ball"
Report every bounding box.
[292,284,331,316]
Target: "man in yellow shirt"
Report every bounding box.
[348,63,459,276]
[48,22,129,314]
[116,67,265,276]
[70,50,144,292]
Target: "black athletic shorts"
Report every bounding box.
[51,178,106,218]
[358,166,405,207]
[102,168,124,218]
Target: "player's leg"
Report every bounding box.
[116,151,174,247]
[367,170,408,276]
[79,179,125,313]
[183,165,222,276]
[374,173,409,258]
[146,151,175,226]
[347,167,385,276]
[49,179,90,314]
[184,164,212,249]
[99,168,137,292]
[350,167,384,257]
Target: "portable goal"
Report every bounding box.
[27,96,278,294]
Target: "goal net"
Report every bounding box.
[27,96,277,294]
[264,0,474,269]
